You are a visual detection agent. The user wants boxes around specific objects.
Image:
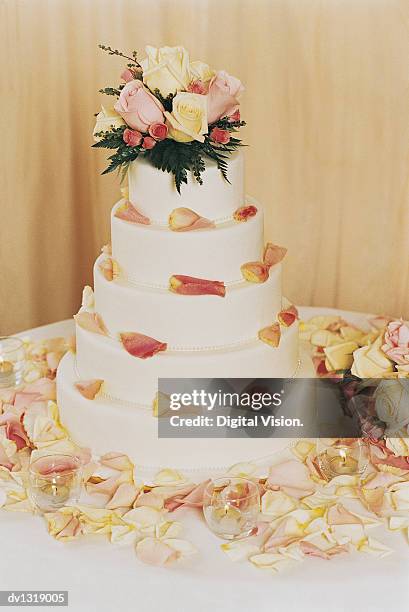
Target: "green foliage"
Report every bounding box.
[152,89,175,112]
[98,87,121,97]
[99,44,141,68]
[93,125,245,191]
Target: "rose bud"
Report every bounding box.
[210,127,231,144]
[149,122,168,141]
[123,128,143,147]
[142,136,157,150]
[228,109,241,122]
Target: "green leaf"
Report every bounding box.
[145,140,193,193]
[98,87,121,97]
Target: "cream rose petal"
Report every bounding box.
[153,468,187,486]
[221,538,260,562]
[358,536,393,558]
[261,490,297,518]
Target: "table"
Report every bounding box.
[2,307,409,612]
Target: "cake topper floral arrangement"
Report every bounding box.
[93,45,246,192]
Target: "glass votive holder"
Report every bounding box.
[0,336,26,388]
[316,438,369,480]
[203,477,260,540]
[28,454,82,512]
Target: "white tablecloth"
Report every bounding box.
[2,307,409,612]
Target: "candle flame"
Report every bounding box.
[339,448,347,463]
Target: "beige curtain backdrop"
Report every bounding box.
[1,0,409,335]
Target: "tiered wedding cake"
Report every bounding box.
[57,45,311,469]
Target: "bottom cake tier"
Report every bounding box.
[56,346,315,471]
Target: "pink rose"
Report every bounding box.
[382,320,409,364]
[121,69,134,83]
[187,79,207,94]
[207,70,244,124]
[210,127,231,144]
[142,136,156,150]
[123,128,143,147]
[114,80,164,132]
[148,122,168,141]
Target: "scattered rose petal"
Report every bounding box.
[75,380,104,400]
[267,460,314,499]
[106,483,138,510]
[324,341,359,371]
[169,275,226,297]
[136,537,178,566]
[263,243,287,267]
[74,312,108,336]
[114,201,150,225]
[300,540,348,560]
[168,207,215,231]
[258,323,281,348]
[6,420,30,450]
[100,452,134,472]
[240,262,270,283]
[233,205,258,222]
[24,378,56,401]
[120,332,167,359]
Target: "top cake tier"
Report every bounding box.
[128,151,244,223]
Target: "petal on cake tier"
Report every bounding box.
[120,332,168,359]
[74,312,109,336]
[263,243,287,267]
[98,257,119,282]
[278,305,299,327]
[168,207,215,231]
[240,262,270,283]
[169,275,226,297]
[81,286,95,309]
[114,201,150,225]
[258,323,281,347]
[233,204,258,222]
[75,379,104,400]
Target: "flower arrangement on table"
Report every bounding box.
[1,317,409,572]
[93,45,245,191]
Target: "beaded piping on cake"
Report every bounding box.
[119,273,244,291]
[74,357,302,413]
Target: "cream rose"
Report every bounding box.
[165,92,208,143]
[189,60,215,84]
[143,46,190,97]
[375,380,409,433]
[93,106,125,140]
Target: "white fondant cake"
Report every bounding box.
[57,47,314,470]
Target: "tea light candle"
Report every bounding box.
[40,480,71,505]
[328,451,358,475]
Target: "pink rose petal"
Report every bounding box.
[114,201,150,225]
[120,332,167,359]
